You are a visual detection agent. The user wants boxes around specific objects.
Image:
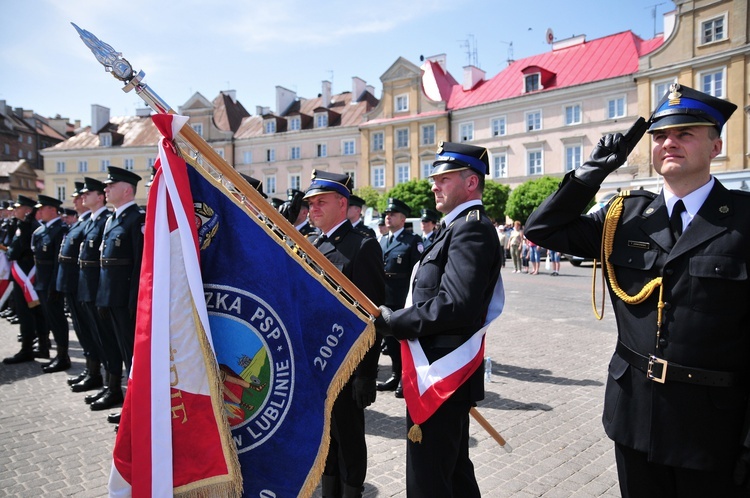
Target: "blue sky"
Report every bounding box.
[1,0,675,126]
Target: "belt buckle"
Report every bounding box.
[647,355,668,383]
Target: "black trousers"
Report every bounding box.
[66,294,100,363]
[11,282,46,352]
[84,303,123,376]
[406,401,479,498]
[324,381,368,487]
[107,306,135,374]
[38,290,69,355]
[615,442,746,497]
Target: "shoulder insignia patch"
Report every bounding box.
[465,209,481,222]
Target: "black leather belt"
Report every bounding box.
[33,258,53,266]
[424,335,466,349]
[101,258,132,267]
[385,273,408,279]
[58,255,74,263]
[616,341,744,387]
[79,260,99,268]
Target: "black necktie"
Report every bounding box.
[387,234,393,247]
[670,200,685,242]
[314,235,327,248]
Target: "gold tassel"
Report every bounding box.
[408,424,423,443]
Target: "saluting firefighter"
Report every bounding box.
[525,85,750,497]
[377,198,423,398]
[93,167,144,417]
[305,170,385,498]
[33,195,70,373]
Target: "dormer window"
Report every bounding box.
[100,133,112,147]
[289,117,301,131]
[395,94,409,113]
[525,74,540,93]
[264,120,276,134]
[316,113,328,128]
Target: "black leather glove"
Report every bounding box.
[374,305,393,336]
[574,117,648,188]
[733,447,750,489]
[278,189,304,225]
[352,376,376,409]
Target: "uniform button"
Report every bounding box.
[715,266,722,274]
[659,338,668,348]
[628,258,633,263]
[663,302,671,310]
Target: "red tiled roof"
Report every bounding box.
[213,92,250,133]
[421,60,458,102]
[45,116,159,150]
[446,31,664,110]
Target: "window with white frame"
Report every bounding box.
[396,163,410,184]
[564,104,582,125]
[57,185,66,200]
[3,144,8,154]
[653,78,677,107]
[459,122,474,142]
[701,15,725,44]
[290,146,301,160]
[267,149,275,162]
[124,158,134,171]
[265,175,277,194]
[525,110,542,132]
[342,140,355,156]
[316,113,328,128]
[56,161,65,173]
[214,148,225,159]
[288,117,301,131]
[372,165,385,188]
[395,94,409,112]
[264,120,276,134]
[491,117,507,137]
[100,159,110,172]
[17,149,22,158]
[27,151,32,160]
[607,96,626,119]
[372,132,384,151]
[317,144,327,158]
[421,124,435,145]
[147,157,156,170]
[100,133,112,147]
[243,151,253,164]
[191,123,203,137]
[27,136,32,144]
[700,68,725,98]
[289,174,301,191]
[525,73,540,93]
[527,148,543,175]
[565,144,583,172]
[78,160,88,173]
[421,160,432,179]
[493,153,508,178]
[396,128,409,148]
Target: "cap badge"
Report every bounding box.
[668,83,682,106]
[437,141,445,154]
[719,205,729,214]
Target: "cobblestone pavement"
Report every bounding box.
[0,262,622,497]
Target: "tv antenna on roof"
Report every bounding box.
[459,35,479,67]
[647,2,667,37]
[498,41,514,66]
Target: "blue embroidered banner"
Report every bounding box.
[187,164,373,498]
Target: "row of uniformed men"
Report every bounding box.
[1,166,145,425]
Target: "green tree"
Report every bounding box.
[482,180,511,223]
[382,179,435,215]
[506,176,561,224]
[353,185,381,211]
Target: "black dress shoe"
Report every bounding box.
[3,351,34,364]
[394,382,404,399]
[71,374,104,392]
[107,412,121,424]
[42,356,72,373]
[33,349,50,359]
[376,375,400,391]
[67,369,89,386]
[85,387,109,404]
[90,389,124,411]
[9,317,19,324]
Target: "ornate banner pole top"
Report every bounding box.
[71,22,171,114]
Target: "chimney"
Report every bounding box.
[0,100,5,114]
[352,77,366,102]
[366,85,375,96]
[223,90,237,103]
[462,65,486,91]
[74,120,81,130]
[136,107,152,117]
[321,80,332,107]
[427,54,448,72]
[275,86,297,114]
[91,104,110,133]
[663,9,676,39]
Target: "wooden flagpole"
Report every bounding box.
[72,23,511,454]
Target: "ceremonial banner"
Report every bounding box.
[187,145,375,498]
[10,262,38,307]
[0,252,14,309]
[110,114,241,497]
